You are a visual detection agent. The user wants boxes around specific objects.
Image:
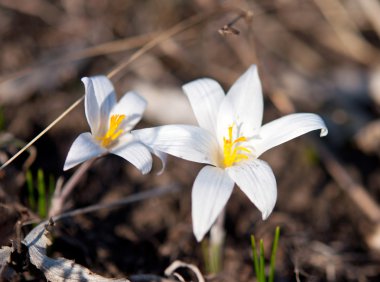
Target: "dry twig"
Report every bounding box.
[0,9,221,171]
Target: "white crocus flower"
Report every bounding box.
[133,65,328,241]
[64,76,153,174]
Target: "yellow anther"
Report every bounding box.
[222,124,251,167]
[98,114,126,147]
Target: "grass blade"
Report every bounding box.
[259,239,266,282]
[269,226,281,282]
[37,169,46,218]
[250,234,260,280]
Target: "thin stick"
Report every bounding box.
[218,10,253,36]
[16,221,22,254]
[358,0,380,38]
[0,11,215,171]
[262,70,380,233]
[48,158,98,217]
[0,96,84,170]
[313,0,379,65]
[53,184,179,222]
[21,184,180,227]
[0,32,156,85]
[313,140,380,222]
[106,12,208,80]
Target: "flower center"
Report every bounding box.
[98,114,126,147]
[223,124,251,167]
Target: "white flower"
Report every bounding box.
[64,75,154,174]
[133,65,328,241]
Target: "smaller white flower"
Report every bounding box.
[64,76,154,174]
[133,65,328,241]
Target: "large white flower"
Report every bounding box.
[64,76,153,174]
[133,65,328,241]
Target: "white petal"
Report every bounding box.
[110,134,153,175]
[131,129,167,174]
[227,159,277,220]
[82,76,117,135]
[182,78,225,134]
[217,65,264,141]
[132,125,219,165]
[110,91,147,131]
[192,166,234,241]
[63,132,107,171]
[151,149,167,175]
[252,113,328,157]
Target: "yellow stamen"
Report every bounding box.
[97,114,126,147]
[223,124,251,167]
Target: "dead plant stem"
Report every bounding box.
[53,184,180,222]
[49,157,98,217]
[21,184,179,227]
[0,96,84,170]
[209,208,226,274]
[0,10,218,171]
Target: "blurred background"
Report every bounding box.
[1,0,380,281]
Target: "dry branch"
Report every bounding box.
[18,185,181,282]
[23,221,129,282]
[0,245,14,280]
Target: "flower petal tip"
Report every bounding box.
[62,163,71,171]
[247,64,258,74]
[261,210,271,220]
[81,76,89,84]
[194,230,205,242]
[140,163,153,175]
[320,127,328,137]
[132,160,153,175]
[81,77,92,90]
[182,77,220,92]
[140,170,150,176]
[155,166,165,176]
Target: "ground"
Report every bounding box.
[1,1,380,281]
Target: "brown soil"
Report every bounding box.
[2,1,380,281]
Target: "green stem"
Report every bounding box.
[269,226,280,282]
[250,234,260,280]
[259,239,265,282]
[37,169,46,218]
[208,209,226,274]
